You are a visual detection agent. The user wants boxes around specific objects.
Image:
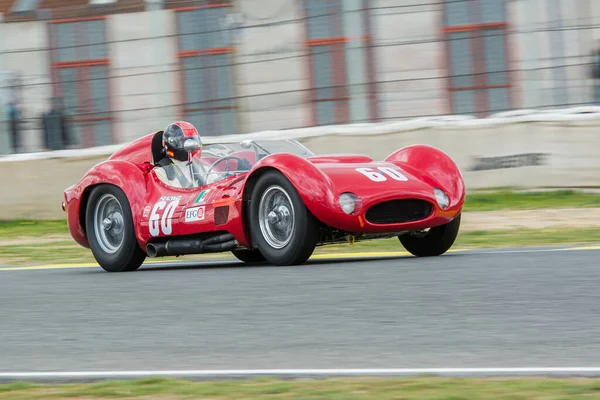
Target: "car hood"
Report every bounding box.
[310,159,438,202]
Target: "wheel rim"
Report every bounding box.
[93,194,125,254]
[258,185,295,249]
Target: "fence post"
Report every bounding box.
[225,1,244,134]
[0,12,14,155]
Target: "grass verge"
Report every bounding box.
[463,189,600,211]
[3,376,600,399]
[2,190,600,240]
[1,227,600,267]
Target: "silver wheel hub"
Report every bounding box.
[267,205,290,224]
[102,218,112,230]
[258,185,295,249]
[93,194,125,254]
[267,211,277,224]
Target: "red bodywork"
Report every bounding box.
[63,132,465,251]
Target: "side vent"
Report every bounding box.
[214,206,230,226]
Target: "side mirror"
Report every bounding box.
[184,138,200,153]
[240,139,253,149]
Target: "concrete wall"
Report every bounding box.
[513,0,597,109]
[109,10,180,143]
[372,0,447,119]
[0,16,52,152]
[235,0,310,132]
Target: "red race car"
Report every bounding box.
[63,129,465,272]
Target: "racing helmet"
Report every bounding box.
[162,121,202,162]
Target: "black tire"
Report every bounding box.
[249,170,319,266]
[231,248,267,263]
[85,184,146,272]
[399,213,461,257]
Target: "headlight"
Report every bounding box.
[339,193,359,215]
[434,188,449,210]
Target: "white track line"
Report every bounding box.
[3,368,600,381]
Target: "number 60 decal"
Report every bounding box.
[355,167,408,182]
[149,200,179,236]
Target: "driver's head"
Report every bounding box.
[162,121,201,162]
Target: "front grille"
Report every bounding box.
[365,199,433,224]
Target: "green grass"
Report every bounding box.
[464,189,600,211]
[327,227,600,253]
[1,228,600,267]
[2,190,600,240]
[0,241,96,266]
[0,219,69,238]
[4,376,600,399]
[1,189,600,266]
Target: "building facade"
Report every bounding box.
[0,0,598,153]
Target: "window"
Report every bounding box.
[10,0,41,14]
[302,0,377,126]
[175,2,237,136]
[443,0,512,116]
[49,17,113,147]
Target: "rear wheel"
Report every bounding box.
[399,213,461,257]
[231,248,266,263]
[249,170,319,266]
[86,185,146,272]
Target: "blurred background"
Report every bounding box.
[4,3,600,391]
[1,0,599,155]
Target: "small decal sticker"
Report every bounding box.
[185,206,205,222]
[194,189,211,204]
[142,206,151,218]
[160,195,182,201]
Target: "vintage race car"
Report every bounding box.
[63,130,465,272]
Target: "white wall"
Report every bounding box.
[371,0,447,119]
[109,10,180,143]
[0,15,51,152]
[234,0,309,132]
[513,0,596,109]
[511,0,537,109]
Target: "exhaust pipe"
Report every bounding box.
[146,233,236,258]
[146,243,160,258]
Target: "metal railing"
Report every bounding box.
[0,0,599,154]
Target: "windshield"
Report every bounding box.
[202,139,314,159]
[153,139,315,189]
[200,139,314,184]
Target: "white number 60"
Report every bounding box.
[149,200,179,236]
[355,167,408,182]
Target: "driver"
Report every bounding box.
[154,121,204,188]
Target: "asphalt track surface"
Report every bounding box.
[2,246,600,377]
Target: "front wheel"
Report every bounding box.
[86,185,146,272]
[231,248,266,264]
[399,213,461,257]
[248,170,319,266]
